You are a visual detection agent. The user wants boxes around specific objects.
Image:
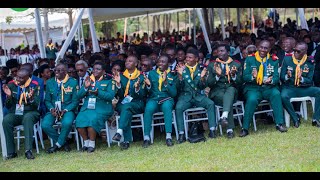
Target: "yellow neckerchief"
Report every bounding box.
[215,57,233,83]
[292,54,308,86]
[89,74,103,87]
[18,78,31,106]
[123,68,140,96]
[255,51,270,85]
[46,43,55,50]
[185,63,198,80]
[56,74,69,103]
[156,68,171,91]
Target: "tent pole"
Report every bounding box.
[35,8,46,58]
[78,26,81,55]
[237,8,240,33]
[55,8,85,63]
[196,8,212,54]
[218,8,226,40]
[88,8,100,53]
[80,21,86,53]
[124,18,128,43]
[313,8,315,22]
[177,12,179,33]
[193,8,196,45]
[147,12,150,43]
[188,10,191,39]
[298,8,309,31]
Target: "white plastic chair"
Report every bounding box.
[284,96,315,127]
[14,121,44,154]
[215,100,245,133]
[50,120,80,151]
[18,55,29,64]
[0,55,8,66]
[150,110,179,144]
[252,100,274,131]
[183,107,220,140]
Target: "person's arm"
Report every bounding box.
[44,81,54,111]
[97,80,116,101]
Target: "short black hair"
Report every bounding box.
[93,61,106,71]
[217,44,231,52]
[186,48,199,58]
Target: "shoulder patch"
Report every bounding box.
[31,80,39,86]
[308,56,315,64]
[248,53,255,57]
[8,80,15,84]
[272,54,279,61]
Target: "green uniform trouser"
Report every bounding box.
[281,86,320,122]
[41,111,75,146]
[116,101,144,142]
[175,97,216,132]
[143,99,174,137]
[2,111,39,154]
[212,86,236,130]
[243,87,284,130]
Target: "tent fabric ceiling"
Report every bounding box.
[82,8,187,23]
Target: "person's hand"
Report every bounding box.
[252,68,257,78]
[162,70,167,83]
[214,63,222,76]
[201,67,208,78]
[50,108,57,117]
[144,74,151,86]
[176,65,184,76]
[113,71,121,84]
[84,76,91,88]
[265,76,273,84]
[297,69,302,79]
[90,88,98,95]
[287,69,292,78]
[134,77,140,88]
[2,84,11,97]
[28,87,35,100]
[60,110,67,117]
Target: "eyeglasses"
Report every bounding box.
[68,71,76,73]
[76,69,85,72]
[293,49,302,54]
[141,64,149,67]
[54,69,65,72]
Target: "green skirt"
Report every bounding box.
[75,109,112,134]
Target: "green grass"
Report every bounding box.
[1,108,320,172]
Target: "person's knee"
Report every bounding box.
[280,91,290,100]
[246,95,259,105]
[2,115,14,127]
[61,119,73,128]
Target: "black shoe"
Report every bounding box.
[112,133,122,142]
[239,129,249,137]
[276,125,288,132]
[87,147,95,153]
[120,142,130,150]
[177,134,186,144]
[6,152,18,160]
[142,140,151,148]
[166,138,174,147]
[227,131,235,139]
[219,117,228,128]
[63,142,71,152]
[46,145,60,153]
[81,146,88,152]
[293,120,300,128]
[312,120,320,127]
[208,130,217,138]
[25,150,35,160]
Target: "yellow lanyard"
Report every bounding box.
[56,74,69,103]
[123,68,140,96]
[185,63,198,80]
[255,51,270,85]
[215,57,233,83]
[292,54,307,86]
[156,68,171,91]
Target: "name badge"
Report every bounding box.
[15,104,24,115]
[55,101,62,112]
[121,95,133,104]
[87,98,96,109]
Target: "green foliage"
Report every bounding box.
[5,16,13,25]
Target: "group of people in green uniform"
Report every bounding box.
[3,39,320,160]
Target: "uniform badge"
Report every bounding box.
[101,84,107,86]
[244,62,246,70]
[185,75,189,78]
[64,86,73,93]
[183,70,186,73]
[188,79,191,83]
[198,73,200,76]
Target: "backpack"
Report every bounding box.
[188,121,206,143]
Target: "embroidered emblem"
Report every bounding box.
[64,86,73,93]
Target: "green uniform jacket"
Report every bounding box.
[45,77,78,112]
[176,64,207,102]
[45,47,58,60]
[5,80,40,113]
[146,70,177,101]
[280,56,315,88]
[207,59,242,99]
[116,73,146,103]
[77,78,115,115]
[243,55,280,93]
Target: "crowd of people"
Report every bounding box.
[1,16,320,160]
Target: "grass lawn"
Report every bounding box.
[1,109,320,172]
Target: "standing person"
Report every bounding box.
[240,40,288,137]
[45,38,58,61]
[142,55,177,148]
[175,48,216,143]
[41,63,79,153]
[281,42,320,128]
[76,62,116,153]
[207,44,242,138]
[112,55,146,150]
[2,69,40,159]
[312,31,320,87]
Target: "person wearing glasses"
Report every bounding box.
[240,40,288,137]
[76,62,116,153]
[75,60,90,101]
[280,42,320,128]
[41,63,79,153]
[140,58,153,78]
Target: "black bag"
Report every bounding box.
[188,121,206,143]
